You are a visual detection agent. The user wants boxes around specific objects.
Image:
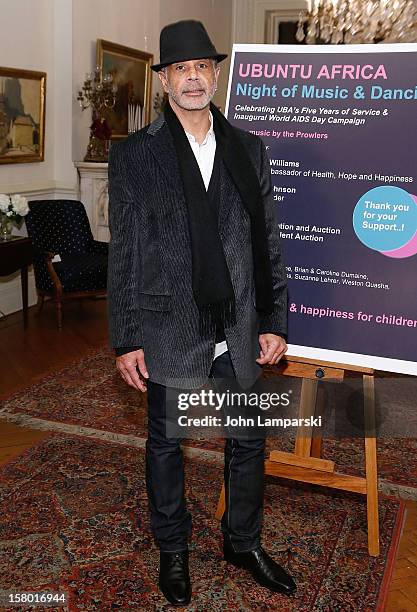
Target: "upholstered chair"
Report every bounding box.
[26,200,108,329]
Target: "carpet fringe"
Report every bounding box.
[0,411,224,466]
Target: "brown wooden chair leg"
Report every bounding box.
[55,297,63,330]
[21,264,29,329]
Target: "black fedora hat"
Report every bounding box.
[151,20,228,72]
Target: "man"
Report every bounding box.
[107,19,296,606]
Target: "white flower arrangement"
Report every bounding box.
[0,193,30,220]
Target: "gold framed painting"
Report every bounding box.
[96,39,153,140]
[0,67,46,164]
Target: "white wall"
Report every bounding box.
[54,0,76,189]
[1,0,57,193]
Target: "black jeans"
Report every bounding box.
[145,351,266,553]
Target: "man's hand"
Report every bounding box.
[116,349,149,392]
[256,333,287,365]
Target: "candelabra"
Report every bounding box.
[297,0,417,44]
[77,65,118,162]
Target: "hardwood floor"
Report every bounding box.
[1,299,416,611]
[0,297,108,396]
[386,501,417,611]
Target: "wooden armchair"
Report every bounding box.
[26,200,108,329]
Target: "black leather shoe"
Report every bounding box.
[159,549,191,606]
[223,541,296,595]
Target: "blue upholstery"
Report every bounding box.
[26,200,108,294]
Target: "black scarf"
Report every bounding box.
[163,101,274,337]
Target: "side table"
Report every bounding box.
[0,236,33,328]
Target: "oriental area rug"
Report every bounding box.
[0,346,410,610]
[0,433,404,611]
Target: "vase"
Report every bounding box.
[0,215,14,240]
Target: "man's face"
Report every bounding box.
[158,59,220,111]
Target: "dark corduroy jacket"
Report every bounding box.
[107,113,287,388]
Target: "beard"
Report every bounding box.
[167,80,217,111]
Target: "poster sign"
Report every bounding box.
[225,43,417,375]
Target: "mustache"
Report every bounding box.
[182,87,206,93]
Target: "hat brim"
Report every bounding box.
[151,53,228,72]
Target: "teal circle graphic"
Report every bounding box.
[353,186,417,252]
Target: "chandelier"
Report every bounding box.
[296,0,417,44]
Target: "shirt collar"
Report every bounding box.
[184,111,214,146]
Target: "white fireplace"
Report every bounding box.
[74,162,110,242]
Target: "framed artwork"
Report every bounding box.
[264,9,307,45]
[0,67,46,164]
[96,39,153,140]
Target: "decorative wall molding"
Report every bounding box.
[264,7,307,43]
[254,0,307,43]
[232,0,307,44]
[0,270,38,319]
[232,0,256,43]
[1,181,77,200]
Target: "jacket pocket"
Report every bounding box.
[139,292,172,312]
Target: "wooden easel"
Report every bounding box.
[215,356,380,557]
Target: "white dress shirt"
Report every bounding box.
[184,112,228,360]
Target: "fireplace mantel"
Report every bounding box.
[74,162,109,242]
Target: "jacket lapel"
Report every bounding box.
[147,116,183,192]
